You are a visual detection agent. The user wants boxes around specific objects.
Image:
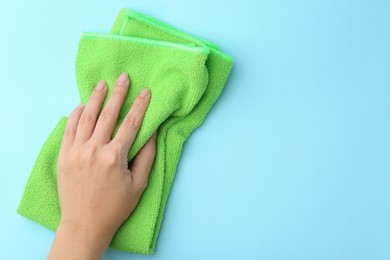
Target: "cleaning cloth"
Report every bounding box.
[17,8,233,255]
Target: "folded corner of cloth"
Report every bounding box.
[17,8,233,255]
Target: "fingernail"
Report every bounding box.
[153,131,158,139]
[77,102,84,108]
[116,72,128,86]
[140,88,150,97]
[95,80,106,90]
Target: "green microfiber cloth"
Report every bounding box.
[17,8,233,255]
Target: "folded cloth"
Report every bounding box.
[17,8,233,255]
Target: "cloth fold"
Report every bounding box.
[17,8,233,255]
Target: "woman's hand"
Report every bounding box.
[48,72,157,260]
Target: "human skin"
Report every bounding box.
[48,72,157,260]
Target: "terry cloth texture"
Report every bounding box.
[17,8,233,255]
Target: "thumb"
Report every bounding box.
[131,131,158,191]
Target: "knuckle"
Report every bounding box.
[123,113,139,130]
[63,126,76,137]
[133,96,148,110]
[100,107,115,121]
[132,97,142,107]
[104,152,121,169]
[79,113,94,126]
[110,141,124,154]
[111,87,125,99]
[72,105,83,115]
[89,91,102,102]
[137,94,149,104]
[79,142,98,163]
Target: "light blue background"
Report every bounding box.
[0,0,389,259]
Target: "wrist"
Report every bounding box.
[48,220,113,260]
[59,219,113,245]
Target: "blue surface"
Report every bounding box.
[0,0,389,259]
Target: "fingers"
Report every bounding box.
[74,80,107,143]
[111,87,151,153]
[61,103,85,152]
[92,72,130,144]
[130,132,158,191]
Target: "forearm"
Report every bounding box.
[48,222,112,260]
